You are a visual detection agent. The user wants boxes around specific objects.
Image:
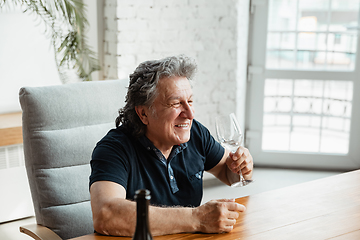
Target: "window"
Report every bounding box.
[262,79,352,154]
[246,0,360,169]
[266,0,359,70]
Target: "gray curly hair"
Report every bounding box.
[115,55,197,137]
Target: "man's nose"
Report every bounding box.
[181,102,195,119]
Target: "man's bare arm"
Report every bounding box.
[90,181,245,236]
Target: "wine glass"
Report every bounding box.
[215,113,252,187]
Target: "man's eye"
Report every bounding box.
[172,102,181,107]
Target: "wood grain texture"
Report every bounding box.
[0,112,23,146]
[69,170,360,240]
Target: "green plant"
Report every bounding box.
[0,0,100,82]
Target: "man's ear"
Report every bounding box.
[135,106,149,125]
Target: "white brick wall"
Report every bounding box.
[103,0,118,79]
[103,0,250,135]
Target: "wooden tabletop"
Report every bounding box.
[70,169,360,240]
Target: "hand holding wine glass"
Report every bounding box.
[215,113,253,187]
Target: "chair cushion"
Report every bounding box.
[19,79,128,239]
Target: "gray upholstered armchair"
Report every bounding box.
[19,79,128,240]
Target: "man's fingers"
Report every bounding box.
[240,157,252,170]
[224,219,237,227]
[230,157,250,174]
[229,147,250,167]
[221,224,235,233]
[216,198,236,202]
[215,199,246,212]
[230,202,246,212]
[242,167,252,176]
[230,148,244,160]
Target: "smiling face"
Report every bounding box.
[135,76,195,156]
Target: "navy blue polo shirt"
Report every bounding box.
[89,119,224,207]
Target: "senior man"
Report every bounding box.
[89,55,253,236]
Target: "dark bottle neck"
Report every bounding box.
[133,189,153,240]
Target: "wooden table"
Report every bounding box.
[70,169,360,240]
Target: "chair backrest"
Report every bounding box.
[19,79,128,239]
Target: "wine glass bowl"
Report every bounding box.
[215,113,252,187]
[215,113,243,153]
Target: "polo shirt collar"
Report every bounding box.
[138,135,188,161]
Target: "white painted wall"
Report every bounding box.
[0,7,62,114]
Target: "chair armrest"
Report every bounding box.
[20,224,62,240]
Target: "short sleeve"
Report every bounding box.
[89,129,130,189]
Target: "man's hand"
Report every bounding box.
[226,147,253,180]
[192,199,246,233]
